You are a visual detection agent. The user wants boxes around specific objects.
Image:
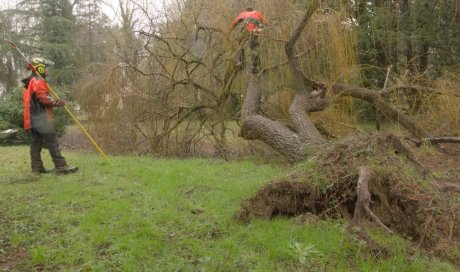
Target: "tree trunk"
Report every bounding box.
[288,91,327,144]
[457,0,460,30]
[240,74,306,162]
[284,0,325,145]
[401,0,415,73]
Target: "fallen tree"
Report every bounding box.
[237,0,459,263]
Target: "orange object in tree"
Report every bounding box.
[230,8,268,32]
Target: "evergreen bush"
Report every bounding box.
[0,87,70,145]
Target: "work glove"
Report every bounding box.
[53,99,65,107]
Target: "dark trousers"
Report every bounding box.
[235,31,261,73]
[30,123,66,170]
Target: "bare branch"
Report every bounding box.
[383,65,392,90]
[331,83,430,138]
[419,137,460,145]
[380,84,460,98]
[285,0,320,91]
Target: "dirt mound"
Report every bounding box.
[237,133,460,263]
[237,181,314,222]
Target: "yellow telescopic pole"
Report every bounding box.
[6,39,111,163]
[47,85,112,163]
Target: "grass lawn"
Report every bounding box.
[0,146,456,271]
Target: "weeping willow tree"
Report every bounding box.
[77,0,459,154]
[78,0,366,155]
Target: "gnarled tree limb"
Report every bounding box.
[284,0,325,144]
[240,74,305,162]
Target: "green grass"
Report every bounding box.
[0,146,456,271]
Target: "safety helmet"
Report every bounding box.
[31,57,55,75]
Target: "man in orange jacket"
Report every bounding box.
[230,7,268,73]
[22,57,78,174]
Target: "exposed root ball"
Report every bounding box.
[237,181,314,223]
[237,133,460,263]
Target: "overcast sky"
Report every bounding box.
[0,0,114,18]
[0,0,171,25]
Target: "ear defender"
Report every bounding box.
[31,57,54,75]
[36,65,46,74]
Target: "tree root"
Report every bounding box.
[348,166,393,258]
[351,166,393,234]
[237,135,459,262]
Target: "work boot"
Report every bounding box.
[55,165,78,175]
[32,167,51,174]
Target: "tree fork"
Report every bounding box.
[240,74,306,162]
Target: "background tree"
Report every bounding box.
[0,0,40,95]
[39,0,78,85]
[73,0,110,64]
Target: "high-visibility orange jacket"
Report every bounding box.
[23,75,54,130]
[230,10,268,32]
